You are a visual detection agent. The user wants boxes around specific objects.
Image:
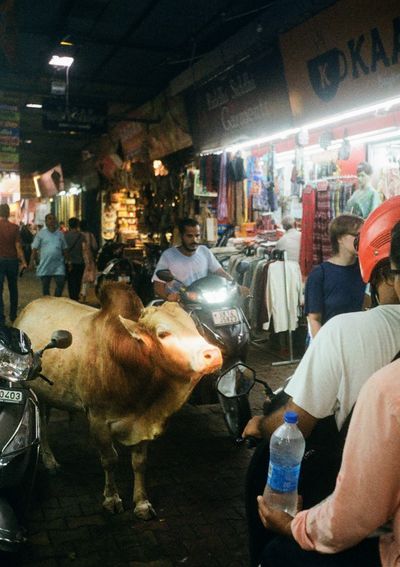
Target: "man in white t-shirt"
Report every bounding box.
[243,196,400,567]
[152,218,232,301]
[275,216,301,263]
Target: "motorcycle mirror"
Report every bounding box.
[236,260,251,275]
[156,269,175,282]
[50,330,73,349]
[217,363,255,398]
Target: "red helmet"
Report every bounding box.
[358,196,400,283]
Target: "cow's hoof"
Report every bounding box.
[103,495,124,514]
[134,500,156,520]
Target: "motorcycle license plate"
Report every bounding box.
[118,275,130,282]
[0,388,25,404]
[212,308,240,326]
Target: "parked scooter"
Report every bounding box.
[96,241,162,305]
[154,268,273,439]
[0,326,72,553]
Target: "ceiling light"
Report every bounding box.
[49,55,74,68]
[25,103,42,109]
[60,40,74,46]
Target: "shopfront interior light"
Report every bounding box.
[222,95,400,155]
[275,127,400,161]
[49,55,74,68]
[25,103,42,109]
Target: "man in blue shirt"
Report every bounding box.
[30,213,68,297]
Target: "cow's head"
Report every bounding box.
[134,302,222,378]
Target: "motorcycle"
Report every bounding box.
[0,326,72,553]
[96,241,162,305]
[155,268,274,439]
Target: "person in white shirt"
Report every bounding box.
[242,196,400,566]
[152,218,232,301]
[275,216,301,263]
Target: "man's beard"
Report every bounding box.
[182,242,198,253]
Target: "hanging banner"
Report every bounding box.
[184,44,293,151]
[112,93,192,160]
[280,0,400,123]
[0,103,19,173]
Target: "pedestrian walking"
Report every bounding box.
[0,204,27,324]
[64,217,86,301]
[20,223,34,265]
[30,213,68,297]
[80,219,98,303]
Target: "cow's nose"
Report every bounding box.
[202,346,222,369]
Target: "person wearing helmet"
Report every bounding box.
[243,196,400,567]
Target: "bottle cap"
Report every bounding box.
[284,411,298,424]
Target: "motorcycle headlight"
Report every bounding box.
[0,343,33,381]
[202,288,230,304]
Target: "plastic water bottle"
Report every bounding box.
[263,411,305,517]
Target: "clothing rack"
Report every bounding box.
[306,175,358,184]
[271,249,301,367]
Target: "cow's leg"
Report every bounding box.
[131,441,156,520]
[89,415,123,513]
[38,402,61,472]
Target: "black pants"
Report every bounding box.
[246,418,346,567]
[260,535,381,566]
[0,258,19,323]
[41,275,65,297]
[67,263,85,301]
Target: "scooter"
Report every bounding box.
[155,269,274,439]
[96,242,162,305]
[0,326,72,553]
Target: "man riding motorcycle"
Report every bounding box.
[152,218,234,301]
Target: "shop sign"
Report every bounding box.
[42,98,107,134]
[0,104,19,172]
[184,44,293,151]
[280,0,400,123]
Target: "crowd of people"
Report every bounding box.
[0,213,98,325]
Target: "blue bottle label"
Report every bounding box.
[267,462,301,492]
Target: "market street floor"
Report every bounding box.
[3,272,299,567]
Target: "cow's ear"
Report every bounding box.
[118,316,145,342]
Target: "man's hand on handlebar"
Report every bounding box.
[166,292,180,302]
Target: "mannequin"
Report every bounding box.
[345,162,381,218]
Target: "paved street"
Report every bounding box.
[2,273,298,567]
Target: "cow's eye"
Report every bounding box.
[158,330,171,339]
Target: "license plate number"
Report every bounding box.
[118,275,130,282]
[212,308,240,326]
[0,388,24,404]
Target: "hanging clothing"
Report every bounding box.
[313,186,332,266]
[263,260,303,333]
[299,186,316,278]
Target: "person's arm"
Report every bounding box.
[242,398,318,440]
[307,312,322,338]
[261,366,400,554]
[153,280,179,302]
[15,236,27,270]
[304,266,324,336]
[244,315,344,440]
[214,266,234,281]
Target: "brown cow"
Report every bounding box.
[15,283,222,519]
